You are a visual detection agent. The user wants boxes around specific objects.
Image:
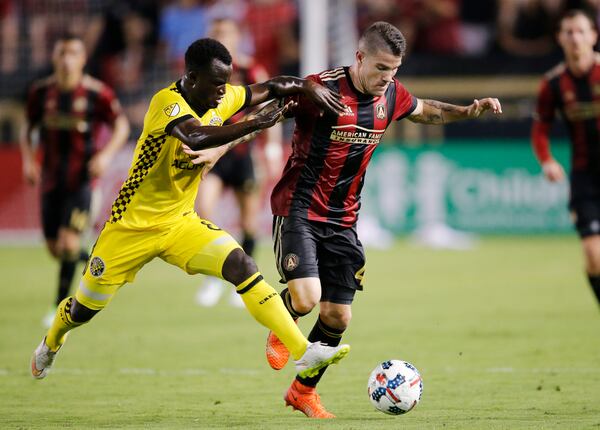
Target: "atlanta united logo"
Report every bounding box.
[89,256,105,277]
[284,253,299,272]
[163,103,180,117]
[376,103,386,120]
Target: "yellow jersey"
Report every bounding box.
[109,81,249,229]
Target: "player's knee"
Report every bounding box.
[46,241,60,259]
[222,248,258,285]
[291,294,319,314]
[321,307,352,330]
[583,241,600,274]
[70,298,100,323]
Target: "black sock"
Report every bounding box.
[57,260,77,306]
[79,249,89,263]
[587,274,600,305]
[280,288,310,319]
[241,233,255,257]
[296,317,345,387]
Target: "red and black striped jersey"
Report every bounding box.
[534,53,600,173]
[26,74,122,193]
[271,66,417,227]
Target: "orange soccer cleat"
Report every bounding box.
[284,379,336,419]
[265,330,291,370]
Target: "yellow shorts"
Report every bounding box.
[76,213,241,310]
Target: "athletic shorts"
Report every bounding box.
[41,186,92,239]
[76,213,241,310]
[570,172,600,238]
[272,215,365,305]
[210,149,255,192]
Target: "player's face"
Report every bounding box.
[190,59,232,109]
[558,14,597,58]
[52,39,86,77]
[357,49,402,96]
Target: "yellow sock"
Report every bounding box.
[45,297,84,351]
[237,273,308,360]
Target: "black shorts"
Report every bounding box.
[210,149,255,192]
[569,172,600,238]
[41,186,92,240]
[272,215,366,305]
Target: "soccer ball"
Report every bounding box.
[367,360,423,415]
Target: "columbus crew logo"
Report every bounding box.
[208,115,223,126]
[376,103,386,120]
[163,103,180,117]
[283,253,299,272]
[89,256,105,277]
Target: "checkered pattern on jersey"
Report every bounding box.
[109,134,166,223]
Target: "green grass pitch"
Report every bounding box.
[1,236,599,429]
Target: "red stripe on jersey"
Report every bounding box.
[559,72,588,170]
[591,65,600,151]
[67,85,86,191]
[43,85,61,193]
[270,98,318,217]
[307,76,356,221]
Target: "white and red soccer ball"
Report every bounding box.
[367,360,423,415]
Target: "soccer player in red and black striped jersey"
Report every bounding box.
[20,34,130,327]
[532,9,600,307]
[264,21,502,418]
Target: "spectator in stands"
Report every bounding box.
[413,0,464,55]
[0,0,18,74]
[459,0,497,56]
[497,0,563,57]
[159,0,210,74]
[244,0,299,76]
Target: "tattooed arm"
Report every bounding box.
[408,98,502,124]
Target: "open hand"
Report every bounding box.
[305,80,347,116]
[466,98,502,118]
[23,159,40,185]
[542,159,565,182]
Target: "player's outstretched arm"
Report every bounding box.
[19,120,40,186]
[248,76,346,116]
[171,101,293,151]
[181,100,291,175]
[531,119,565,182]
[408,97,502,124]
[88,114,130,178]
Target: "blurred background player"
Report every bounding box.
[20,33,130,327]
[264,22,501,418]
[532,8,600,307]
[195,17,284,308]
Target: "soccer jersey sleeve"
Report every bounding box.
[95,84,123,125]
[26,85,43,126]
[219,83,251,120]
[147,87,196,136]
[392,80,418,121]
[533,79,556,124]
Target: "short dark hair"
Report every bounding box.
[185,38,232,72]
[557,9,597,32]
[54,32,83,45]
[359,21,406,57]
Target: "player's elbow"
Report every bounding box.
[178,131,214,151]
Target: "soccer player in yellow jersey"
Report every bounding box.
[31,38,350,389]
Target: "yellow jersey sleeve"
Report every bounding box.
[146,86,195,136]
[219,84,250,121]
